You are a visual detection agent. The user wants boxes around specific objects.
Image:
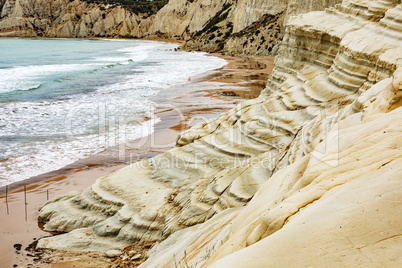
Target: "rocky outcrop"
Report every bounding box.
[147,75,402,267]
[178,0,341,55]
[181,12,286,56]
[0,0,146,37]
[147,0,341,38]
[0,0,340,56]
[145,0,234,40]
[37,0,402,267]
[232,0,342,32]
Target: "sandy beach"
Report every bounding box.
[0,53,274,267]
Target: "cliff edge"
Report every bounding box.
[37,0,402,267]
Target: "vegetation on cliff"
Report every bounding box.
[182,11,285,55]
[0,0,341,56]
[83,0,168,16]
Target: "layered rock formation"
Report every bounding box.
[0,0,340,55]
[148,0,341,38]
[0,0,145,37]
[37,0,402,266]
[180,8,287,55]
[180,0,341,55]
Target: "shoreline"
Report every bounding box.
[0,52,274,267]
[0,52,273,195]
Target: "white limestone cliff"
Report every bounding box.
[146,0,341,38]
[0,0,340,55]
[149,0,342,54]
[145,0,234,39]
[143,66,402,267]
[232,0,341,32]
[0,0,144,37]
[37,0,402,267]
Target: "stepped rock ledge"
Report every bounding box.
[7,0,402,267]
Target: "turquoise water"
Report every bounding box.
[0,38,226,186]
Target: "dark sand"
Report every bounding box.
[0,54,274,267]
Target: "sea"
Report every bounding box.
[0,38,226,187]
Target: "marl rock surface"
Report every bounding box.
[168,0,342,55]
[38,1,402,267]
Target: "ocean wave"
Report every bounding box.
[19,79,62,92]
[0,118,159,187]
[0,63,102,94]
[0,39,226,187]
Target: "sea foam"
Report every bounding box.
[0,38,226,187]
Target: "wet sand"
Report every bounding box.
[0,54,274,267]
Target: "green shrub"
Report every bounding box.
[85,0,169,15]
[209,26,219,33]
[194,3,232,36]
[218,42,225,50]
